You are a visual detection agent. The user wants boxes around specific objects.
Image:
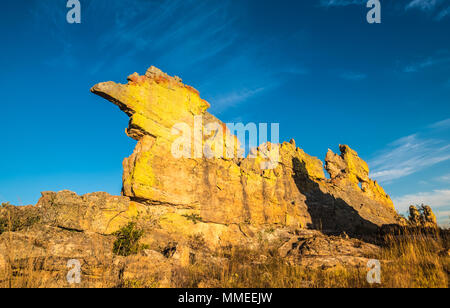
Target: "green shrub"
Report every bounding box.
[112,222,147,256]
[182,214,203,224]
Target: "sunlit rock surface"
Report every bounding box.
[91,66,401,233]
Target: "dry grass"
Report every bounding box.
[378,228,449,288]
[171,247,369,288]
[0,226,448,288]
[171,228,449,288]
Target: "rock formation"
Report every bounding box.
[408,205,437,228]
[91,66,401,234]
[1,66,443,288]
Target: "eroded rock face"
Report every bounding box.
[91,66,401,233]
[325,145,394,209]
[36,190,145,235]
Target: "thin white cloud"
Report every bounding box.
[403,57,436,73]
[405,0,440,11]
[374,118,450,226]
[394,189,450,211]
[428,118,450,130]
[403,54,450,73]
[436,6,450,20]
[321,0,448,23]
[281,67,309,76]
[393,189,450,226]
[83,0,299,114]
[92,0,236,73]
[435,173,450,183]
[340,71,368,81]
[370,132,450,183]
[405,0,450,21]
[319,0,366,7]
[212,87,266,111]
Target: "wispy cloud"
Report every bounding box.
[370,134,450,182]
[339,71,367,81]
[436,6,450,20]
[405,0,450,21]
[212,87,266,111]
[29,0,239,74]
[281,67,309,76]
[428,118,450,130]
[403,54,450,73]
[393,189,450,226]
[403,57,436,73]
[405,0,440,11]
[91,0,237,73]
[319,0,449,21]
[319,0,366,7]
[370,119,450,183]
[435,173,450,183]
[27,1,79,68]
[29,0,288,113]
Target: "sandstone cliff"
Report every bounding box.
[91,66,401,234]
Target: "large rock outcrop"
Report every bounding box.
[91,66,401,234]
[408,205,437,228]
[325,145,394,209]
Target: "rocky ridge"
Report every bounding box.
[0,66,438,287]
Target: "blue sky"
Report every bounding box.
[0,0,449,226]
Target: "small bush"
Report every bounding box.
[112,222,147,256]
[182,214,203,224]
[188,234,207,250]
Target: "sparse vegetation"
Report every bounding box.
[112,222,147,256]
[182,213,204,225]
[188,234,207,250]
[0,206,40,235]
